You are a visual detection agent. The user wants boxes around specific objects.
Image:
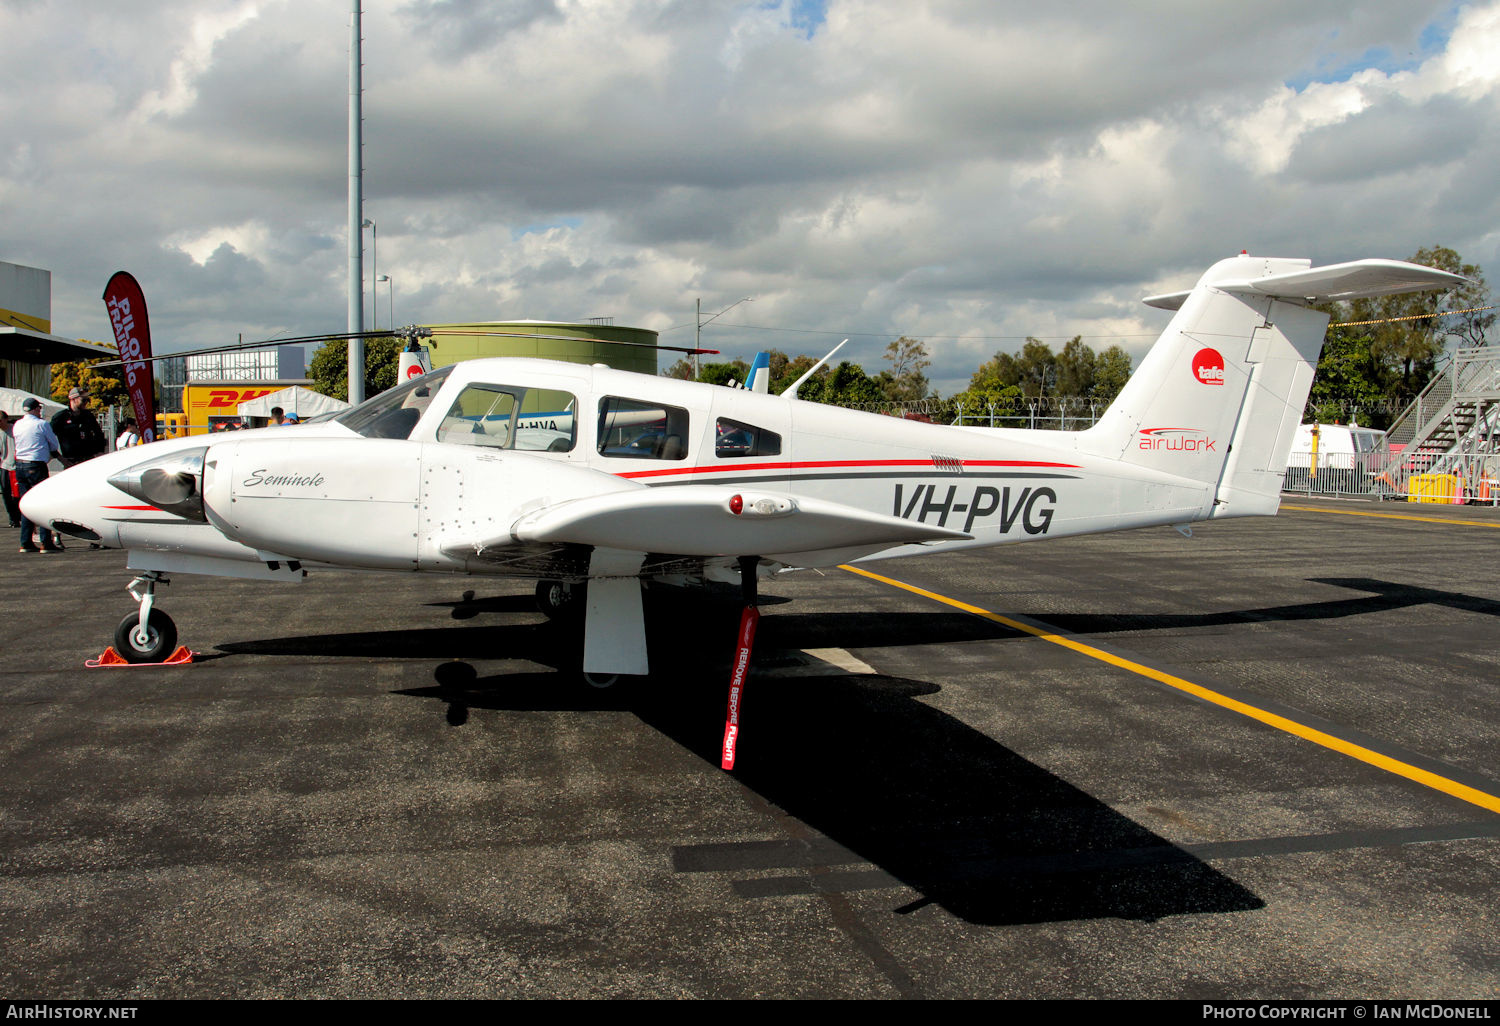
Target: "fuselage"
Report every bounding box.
[24,357,1216,580]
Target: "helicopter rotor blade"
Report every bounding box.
[90,327,717,369]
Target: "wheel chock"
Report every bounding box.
[85,645,195,669]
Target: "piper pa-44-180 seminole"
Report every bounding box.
[21,254,1465,688]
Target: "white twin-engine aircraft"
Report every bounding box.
[23,254,1464,678]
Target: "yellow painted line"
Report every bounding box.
[840,563,1500,816]
[1281,504,1500,529]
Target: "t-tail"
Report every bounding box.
[1078,254,1466,518]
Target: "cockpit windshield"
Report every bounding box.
[335,365,455,439]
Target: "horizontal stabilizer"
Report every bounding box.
[1222,259,1469,302]
[1146,258,1467,310]
[499,485,970,557]
[1142,290,1192,311]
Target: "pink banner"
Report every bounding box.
[102,272,157,443]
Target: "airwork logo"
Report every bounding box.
[1192,348,1225,385]
[1139,428,1217,453]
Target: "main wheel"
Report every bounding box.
[535,579,584,620]
[113,609,178,664]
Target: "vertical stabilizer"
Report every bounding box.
[1081,255,1465,519]
[746,351,771,394]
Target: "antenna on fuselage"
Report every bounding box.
[782,339,848,400]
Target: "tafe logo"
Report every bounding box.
[1192,348,1225,385]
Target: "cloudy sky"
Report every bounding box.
[3,0,1497,394]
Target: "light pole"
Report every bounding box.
[346,0,364,403]
[695,296,753,379]
[377,275,393,329]
[362,218,377,329]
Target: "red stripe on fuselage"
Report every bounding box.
[614,458,1080,480]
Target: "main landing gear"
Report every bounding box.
[536,579,619,686]
[535,579,584,621]
[113,571,178,664]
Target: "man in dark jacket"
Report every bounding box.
[51,386,107,468]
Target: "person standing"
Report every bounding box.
[0,412,19,528]
[14,397,63,553]
[117,417,141,449]
[51,386,106,468]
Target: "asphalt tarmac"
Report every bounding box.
[2,496,1498,999]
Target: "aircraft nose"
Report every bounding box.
[19,467,114,545]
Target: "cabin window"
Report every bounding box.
[337,365,454,439]
[513,389,577,452]
[597,397,690,460]
[436,384,578,452]
[715,417,781,458]
[438,384,519,448]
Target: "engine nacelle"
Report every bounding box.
[203,437,423,568]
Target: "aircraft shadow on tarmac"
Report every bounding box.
[203,573,1500,925]
[222,594,1263,927]
[1032,577,1500,635]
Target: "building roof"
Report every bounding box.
[0,327,117,364]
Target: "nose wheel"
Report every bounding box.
[113,572,178,664]
[114,608,178,663]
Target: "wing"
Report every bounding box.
[441,483,970,565]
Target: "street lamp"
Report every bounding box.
[377,275,394,330]
[695,296,753,378]
[362,218,377,329]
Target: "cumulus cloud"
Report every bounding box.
[1,0,1494,394]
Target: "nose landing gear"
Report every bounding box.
[112,572,179,664]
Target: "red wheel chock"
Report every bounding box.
[85,646,195,669]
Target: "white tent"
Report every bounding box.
[237,385,349,420]
[0,386,64,417]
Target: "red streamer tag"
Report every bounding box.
[720,606,760,770]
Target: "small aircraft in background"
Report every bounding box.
[22,254,1464,690]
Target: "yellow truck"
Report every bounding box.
[153,412,188,439]
[180,381,300,435]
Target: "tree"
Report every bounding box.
[663,358,756,386]
[1091,345,1132,405]
[51,356,128,412]
[765,350,791,384]
[766,356,886,406]
[662,358,694,380]
[771,354,822,395]
[947,383,1027,426]
[1016,339,1057,399]
[969,351,1021,392]
[1412,245,1493,350]
[697,360,751,387]
[1054,337,1095,397]
[882,337,931,401]
[1304,323,1390,426]
[1340,245,1492,401]
[308,337,401,402]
